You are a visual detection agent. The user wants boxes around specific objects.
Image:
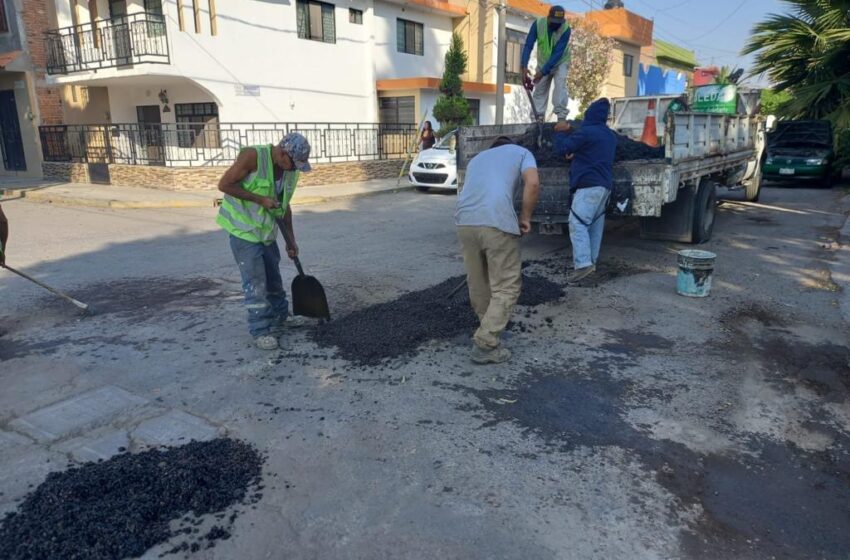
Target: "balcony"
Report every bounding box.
[45,12,170,75]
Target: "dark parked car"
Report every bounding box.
[763,120,834,187]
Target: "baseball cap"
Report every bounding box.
[279,132,312,172]
[548,5,566,22]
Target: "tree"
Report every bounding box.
[743,0,850,129]
[566,18,615,114]
[433,33,473,136]
[759,89,793,116]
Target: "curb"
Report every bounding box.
[1,184,417,210]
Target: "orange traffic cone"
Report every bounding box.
[640,99,658,147]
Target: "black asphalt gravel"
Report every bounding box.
[0,438,263,560]
[314,274,564,365]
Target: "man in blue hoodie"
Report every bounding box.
[553,98,617,284]
[520,5,572,123]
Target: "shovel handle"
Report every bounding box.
[293,256,305,276]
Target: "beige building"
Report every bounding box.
[585,6,653,99]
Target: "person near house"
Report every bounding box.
[0,203,8,268]
[217,133,313,351]
[552,98,617,284]
[420,120,436,151]
[455,136,540,364]
[520,5,572,123]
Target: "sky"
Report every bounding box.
[560,0,788,86]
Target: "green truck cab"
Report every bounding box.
[762,120,834,187]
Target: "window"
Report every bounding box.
[397,19,423,56]
[0,0,9,33]
[144,0,166,37]
[467,98,480,126]
[297,0,336,44]
[379,96,415,125]
[175,102,220,149]
[505,29,527,85]
[623,54,634,77]
[109,0,127,19]
[349,8,362,24]
[144,0,163,14]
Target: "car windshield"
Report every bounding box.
[434,131,457,150]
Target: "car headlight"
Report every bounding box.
[805,158,825,165]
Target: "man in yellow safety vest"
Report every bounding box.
[520,5,572,123]
[217,133,312,350]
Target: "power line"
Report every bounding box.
[690,0,747,41]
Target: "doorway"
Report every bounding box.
[109,0,132,66]
[0,90,27,172]
[137,105,165,165]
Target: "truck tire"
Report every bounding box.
[692,179,717,244]
[745,159,763,202]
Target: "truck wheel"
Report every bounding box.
[692,179,717,244]
[745,159,762,202]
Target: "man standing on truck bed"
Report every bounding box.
[217,133,312,351]
[520,5,572,123]
[455,136,540,364]
[553,98,617,284]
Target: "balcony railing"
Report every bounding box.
[39,122,420,167]
[45,12,170,75]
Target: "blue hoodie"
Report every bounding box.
[553,98,617,192]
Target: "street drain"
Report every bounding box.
[0,438,263,560]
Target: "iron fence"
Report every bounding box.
[45,12,170,75]
[39,122,420,166]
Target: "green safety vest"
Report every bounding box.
[536,17,570,68]
[216,145,299,244]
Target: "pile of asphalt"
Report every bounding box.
[514,122,665,167]
[0,438,263,560]
[313,274,564,365]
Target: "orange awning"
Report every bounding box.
[377,77,511,94]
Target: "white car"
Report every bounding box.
[408,131,458,191]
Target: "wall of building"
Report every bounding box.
[61,85,111,124]
[601,40,640,99]
[43,158,406,188]
[373,1,454,81]
[106,79,216,124]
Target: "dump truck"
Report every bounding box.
[456,93,765,243]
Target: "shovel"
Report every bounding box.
[523,76,543,149]
[291,257,330,321]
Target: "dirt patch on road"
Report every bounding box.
[40,277,228,318]
[0,438,263,560]
[313,274,564,366]
[448,366,850,559]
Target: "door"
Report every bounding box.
[109,0,131,66]
[0,90,27,172]
[137,105,164,165]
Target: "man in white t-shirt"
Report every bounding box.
[454,136,540,364]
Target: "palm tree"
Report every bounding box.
[743,0,850,129]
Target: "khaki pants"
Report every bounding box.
[457,226,522,350]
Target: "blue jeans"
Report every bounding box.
[229,235,289,337]
[569,186,610,269]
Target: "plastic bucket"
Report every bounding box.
[676,249,716,297]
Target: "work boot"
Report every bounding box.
[567,264,596,285]
[254,335,279,351]
[470,344,512,365]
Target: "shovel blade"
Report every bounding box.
[291,275,331,320]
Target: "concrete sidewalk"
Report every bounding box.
[0,177,414,209]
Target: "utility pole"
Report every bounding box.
[495,0,507,125]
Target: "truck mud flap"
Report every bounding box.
[608,181,633,216]
[639,184,695,243]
